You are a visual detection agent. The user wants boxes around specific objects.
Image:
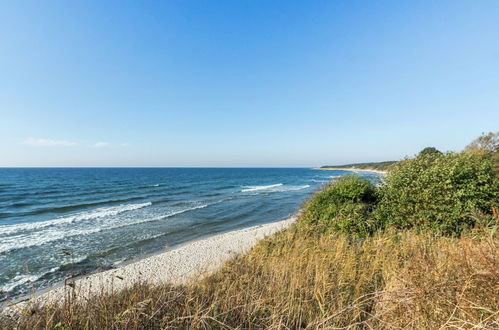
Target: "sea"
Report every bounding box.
[0,167,381,302]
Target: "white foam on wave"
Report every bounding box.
[108,203,210,230]
[278,185,310,192]
[0,226,105,254]
[2,274,41,293]
[164,203,208,216]
[241,184,310,193]
[310,179,329,183]
[241,184,283,192]
[1,266,59,293]
[0,202,209,254]
[0,202,152,236]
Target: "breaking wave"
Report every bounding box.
[241,184,310,193]
[0,202,152,236]
[241,184,283,192]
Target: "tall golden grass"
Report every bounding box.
[2,222,497,329]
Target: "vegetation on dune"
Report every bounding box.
[417,146,442,156]
[376,149,498,235]
[1,132,498,329]
[300,174,380,236]
[4,223,497,329]
[321,160,397,171]
[465,131,499,175]
[306,139,498,237]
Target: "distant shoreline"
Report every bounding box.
[313,167,387,174]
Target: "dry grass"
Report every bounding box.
[2,224,498,329]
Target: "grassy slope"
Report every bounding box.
[321,161,397,171]
[3,224,497,329]
[3,149,498,328]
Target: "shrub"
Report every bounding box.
[375,151,499,235]
[418,147,442,157]
[300,174,380,236]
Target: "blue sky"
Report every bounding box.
[1,0,498,167]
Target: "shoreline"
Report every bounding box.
[313,167,387,174]
[3,217,296,312]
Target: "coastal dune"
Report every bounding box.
[314,167,387,174]
[14,217,296,308]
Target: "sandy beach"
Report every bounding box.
[314,167,387,174]
[5,217,296,311]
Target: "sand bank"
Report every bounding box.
[314,167,387,174]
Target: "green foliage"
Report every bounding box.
[300,174,380,236]
[307,134,498,237]
[465,131,499,175]
[418,147,442,157]
[375,151,499,235]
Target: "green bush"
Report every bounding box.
[418,147,442,157]
[300,174,380,236]
[375,151,499,235]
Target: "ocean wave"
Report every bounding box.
[277,185,310,192]
[310,179,330,183]
[0,202,152,236]
[138,184,161,189]
[241,184,310,193]
[9,201,35,208]
[1,274,43,293]
[201,192,224,197]
[241,184,283,192]
[0,202,208,254]
[0,188,124,205]
[213,185,237,190]
[0,226,106,254]
[17,197,145,217]
[112,203,210,229]
[1,266,59,293]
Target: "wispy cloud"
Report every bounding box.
[93,142,109,147]
[23,138,77,147]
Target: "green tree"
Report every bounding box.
[418,147,442,157]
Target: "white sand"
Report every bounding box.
[5,217,295,310]
[313,167,387,174]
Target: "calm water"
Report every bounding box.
[0,168,380,301]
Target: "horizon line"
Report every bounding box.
[0,166,319,169]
